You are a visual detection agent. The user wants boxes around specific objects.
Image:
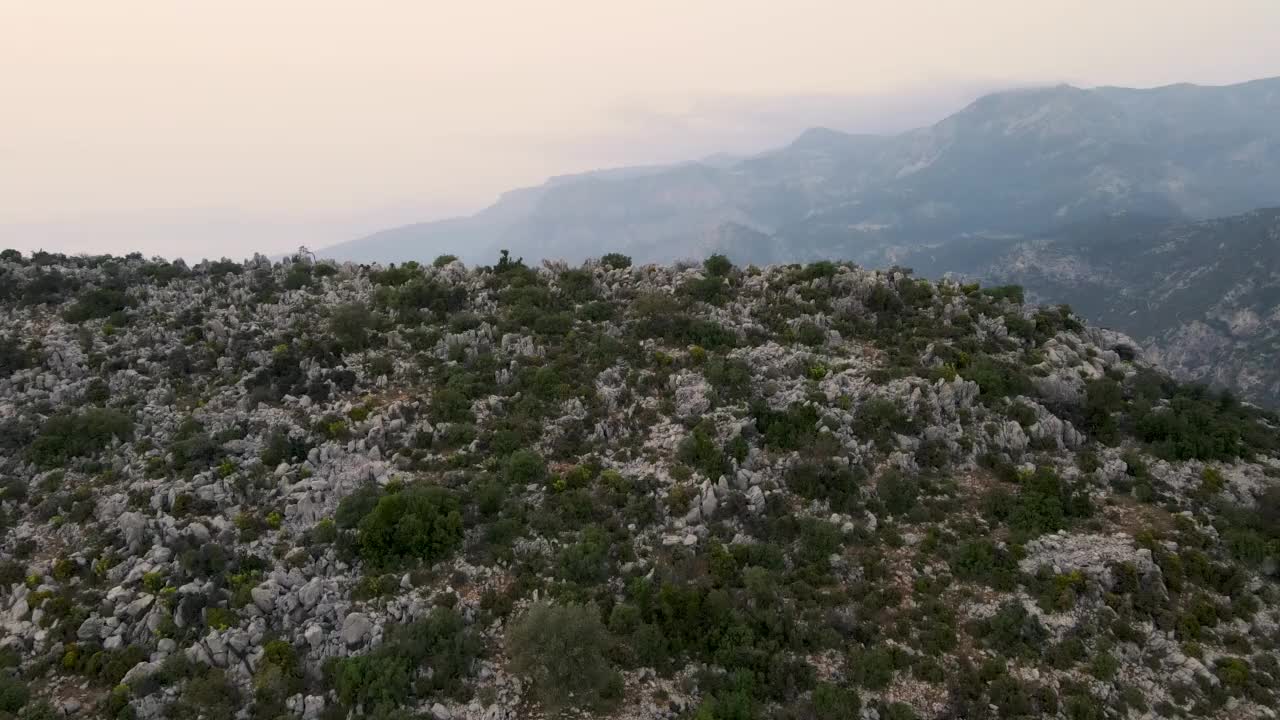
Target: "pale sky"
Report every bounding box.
[2,1,1279,258]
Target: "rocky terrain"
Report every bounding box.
[903,208,1280,409]
[1,248,1279,720]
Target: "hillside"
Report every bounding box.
[902,208,1280,408]
[1,249,1280,720]
[320,77,1280,266]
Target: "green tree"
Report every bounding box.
[330,302,374,352]
[504,449,547,485]
[357,485,463,568]
[704,254,734,277]
[27,408,134,468]
[600,253,632,270]
[508,603,621,713]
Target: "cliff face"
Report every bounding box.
[1,250,1278,720]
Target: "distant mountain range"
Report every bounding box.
[319,76,1280,407]
[320,76,1280,266]
[901,208,1280,409]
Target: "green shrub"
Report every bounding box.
[600,253,632,270]
[205,607,238,631]
[753,402,819,451]
[504,450,547,485]
[847,645,900,689]
[430,388,473,423]
[0,335,35,376]
[27,408,134,468]
[979,601,1047,658]
[356,485,463,568]
[812,681,860,719]
[0,674,29,713]
[876,470,920,516]
[1006,467,1092,538]
[508,603,621,713]
[335,484,382,529]
[332,607,480,711]
[63,287,135,323]
[952,538,1018,589]
[1132,390,1274,461]
[261,427,309,467]
[983,285,1025,304]
[705,357,752,404]
[678,422,729,478]
[851,398,913,450]
[964,355,1032,402]
[167,667,241,720]
[330,302,374,352]
[704,254,734,277]
[787,460,865,513]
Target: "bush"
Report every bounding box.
[260,427,309,468]
[753,402,819,451]
[964,356,1033,402]
[27,408,134,468]
[787,460,865,513]
[705,357,752,403]
[332,607,480,711]
[63,287,135,323]
[979,601,1048,658]
[682,275,731,305]
[983,285,1025,304]
[0,335,34,376]
[330,302,374,352]
[0,674,29,713]
[847,645,900,689]
[950,539,1018,590]
[678,422,729,478]
[508,603,621,713]
[851,398,913,450]
[876,470,919,516]
[356,485,464,568]
[168,667,241,720]
[704,254,734,277]
[1006,467,1092,538]
[600,253,632,270]
[1132,390,1274,461]
[335,484,382,529]
[812,681,861,719]
[557,268,596,304]
[504,449,547,485]
[633,294,738,350]
[430,387,473,423]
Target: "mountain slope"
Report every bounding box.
[321,77,1280,265]
[902,208,1280,408]
[2,250,1279,719]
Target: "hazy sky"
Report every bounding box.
[2,1,1279,258]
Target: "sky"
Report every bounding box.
[2,0,1279,259]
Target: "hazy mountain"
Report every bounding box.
[320,77,1280,266]
[902,208,1280,408]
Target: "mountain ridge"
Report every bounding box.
[319,76,1280,266]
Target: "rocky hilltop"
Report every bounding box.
[1,249,1279,720]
